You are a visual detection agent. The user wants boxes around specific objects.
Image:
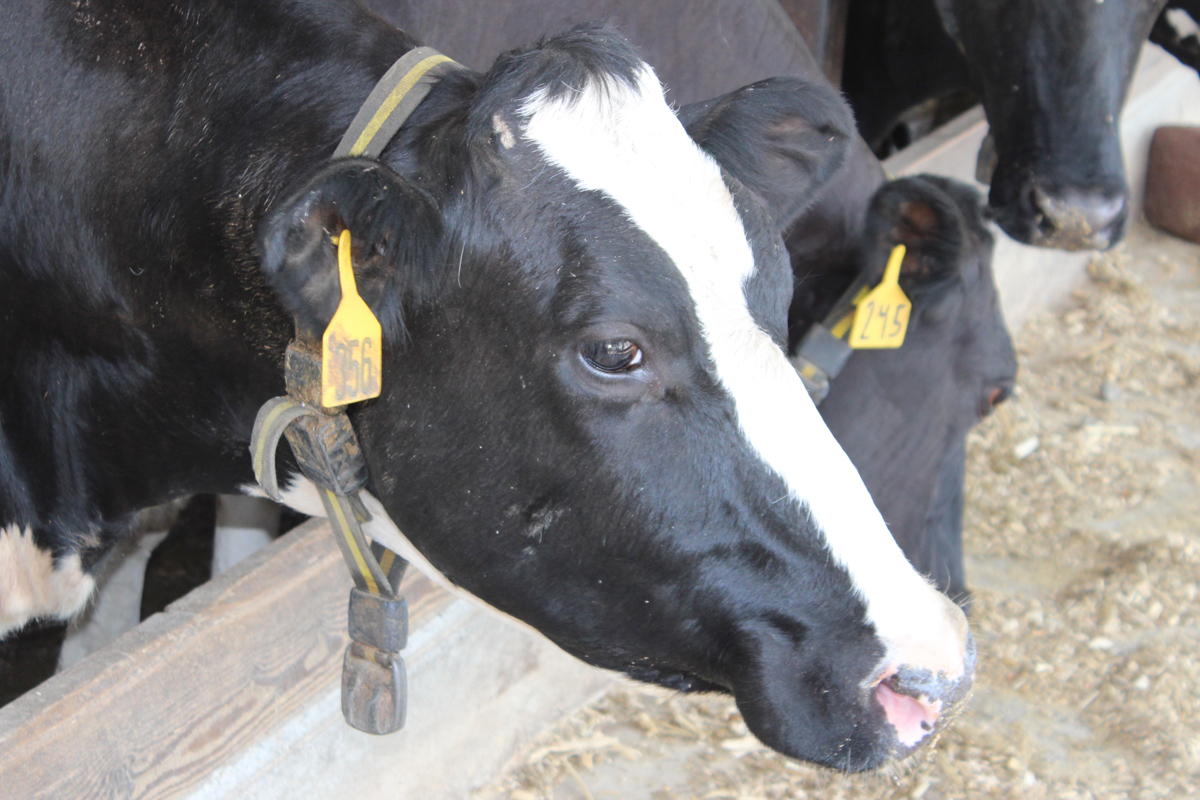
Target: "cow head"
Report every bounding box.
[817,176,1016,606]
[935,0,1168,250]
[258,28,973,769]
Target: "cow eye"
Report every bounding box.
[581,339,643,373]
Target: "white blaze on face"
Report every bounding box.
[519,66,969,682]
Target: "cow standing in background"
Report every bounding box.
[1151,2,1200,73]
[842,0,1174,251]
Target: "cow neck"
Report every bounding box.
[249,46,464,737]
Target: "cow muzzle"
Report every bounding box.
[1027,185,1128,251]
[992,177,1129,251]
[867,582,975,757]
[873,634,976,756]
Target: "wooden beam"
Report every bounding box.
[0,520,611,799]
[0,519,367,796]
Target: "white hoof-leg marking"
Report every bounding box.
[58,529,169,670]
[0,526,95,639]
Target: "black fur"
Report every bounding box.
[680,77,854,231]
[0,0,931,771]
[813,176,1016,607]
[259,158,446,341]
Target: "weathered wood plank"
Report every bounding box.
[0,519,450,799]
[0,518,612,800]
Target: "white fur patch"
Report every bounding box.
[519,67,969,680]
[0,525,95,638]
[492,113,517,149]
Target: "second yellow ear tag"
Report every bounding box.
[322,229,383,407]
[848,244,912,349]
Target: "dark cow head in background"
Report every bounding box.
[814,176,1016,608]
[938,0,1167,250]
[844,0,1170,251]
[782,121,1016,611]
[257,29,972,769]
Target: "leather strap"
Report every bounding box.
[334,46,464,159]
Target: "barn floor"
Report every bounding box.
[476,219,1200,800]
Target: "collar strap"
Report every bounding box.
[789,276,869,403]
[245,52,465,735]
[334,46,464,159]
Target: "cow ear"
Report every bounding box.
[863,176,990,291]
[678,77,854,232]
[258,158,445,341]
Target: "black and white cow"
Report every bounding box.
[1151,2,1200,73]
[369,0,1017,610]
[0,0,970,769]
[842,0,1171,251]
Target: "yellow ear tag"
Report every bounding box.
[848,244,912,349]
[321,229,383,407]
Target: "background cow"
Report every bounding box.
[0,0,972,769]
[841,0,1173,251]
[792,173,1016,610]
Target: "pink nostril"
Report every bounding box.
[979,383,1012,418]
[875,680,941,749]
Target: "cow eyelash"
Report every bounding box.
[581,339,643,373]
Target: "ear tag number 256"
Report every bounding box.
[849,244,911,349]
[322,229,382,407]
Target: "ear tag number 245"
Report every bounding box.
[849,244,911,349]
[322,229,382,407]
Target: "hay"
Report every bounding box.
[478,221,1200,800]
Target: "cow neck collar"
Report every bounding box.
[249,45,464,737]
[334,46,465,159]
[789,276,865,404]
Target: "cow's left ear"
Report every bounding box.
[862,175,991,291]
[258,158,445,340]
[678,77,854,231]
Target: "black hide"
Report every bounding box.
[0,0,976,771]
[803,177,1016,608]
